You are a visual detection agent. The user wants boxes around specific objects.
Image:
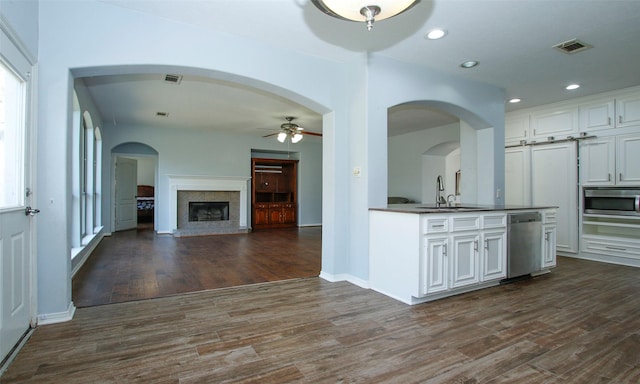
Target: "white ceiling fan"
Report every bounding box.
[262,117,322,143]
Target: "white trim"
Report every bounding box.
[319,271,370,289]
[566,251,640,268]
[167,175,250,232]
[71,229,105,278]
[37,303,76,325]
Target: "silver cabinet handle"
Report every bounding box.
[432,224,445,228]
[608,117,611,126]
[605,245,626,251]
[443,244,447,256]
[474,240,478,252]
[608,173,611,182]
[619,115,623,124]
[484,239,489,249]
[620,173,623,182]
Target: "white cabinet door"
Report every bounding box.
[481,231,506,281]
[579,137,616,186]
[531,108,579,140]
[421,237,449,295]
[531,142,578,253]
[542,224,557,268]
[616,133,640,185]
[505,146,531,206]
[505,115,529,145]
[450,233,479,288]
[579,100,615,133]
[616,95,640,128]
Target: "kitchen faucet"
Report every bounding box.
[436,175,446,207]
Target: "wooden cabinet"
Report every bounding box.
[251,158,298,230]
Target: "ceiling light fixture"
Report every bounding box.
[311,0,420,31]
[566,84,580,90]
[509,98,521,103]
[426,29,447,40]
[460,61,479,68]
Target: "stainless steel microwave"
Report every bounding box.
[584,188,640,216]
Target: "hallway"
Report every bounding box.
[72,226,322,307]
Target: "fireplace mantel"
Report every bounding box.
[168,175,249,232]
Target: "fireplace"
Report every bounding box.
[189,202,229,222]
[168,175,249,237]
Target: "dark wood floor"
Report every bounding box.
[72,225,322,307]
[4,256,640,383]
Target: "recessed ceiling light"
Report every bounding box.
[566,84,580,90]
[425,29,447,40]
[509,98,521,103]
[460,61,479,68]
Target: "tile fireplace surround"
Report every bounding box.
[168,175,249,237]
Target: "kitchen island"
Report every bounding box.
[369,204,557,305]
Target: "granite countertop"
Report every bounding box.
[369,203,557,214]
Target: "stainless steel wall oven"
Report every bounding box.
[584,188,640,216]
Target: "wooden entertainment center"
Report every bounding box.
[251,158,298,230]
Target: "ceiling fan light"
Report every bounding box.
[277,132,287,143]
[292,133,304,143]
[312,0,419,30]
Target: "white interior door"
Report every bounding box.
[114,157,137,231]
[0,43,34,362]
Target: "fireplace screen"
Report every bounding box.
[188,202,230,222]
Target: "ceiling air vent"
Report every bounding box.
[553,39,592,54]
[164,74,183,84]
[156,111,169,117]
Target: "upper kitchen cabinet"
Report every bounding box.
[616,94,640,128]
[530,107,579,141]
[616,133,640,185]
[580,137,616,186]
[505,115,530,145]
[581,133,640,186]
[579,99,615,133]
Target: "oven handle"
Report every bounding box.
[636,195,640,213]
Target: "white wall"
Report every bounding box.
[388,122,460,203]
[100,122,323,232]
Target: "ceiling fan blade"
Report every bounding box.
[262,132,279,138]
[302,131,322,137]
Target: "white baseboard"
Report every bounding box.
[319,271,370,289]
[38,302,76,325]
[564,251,640,268]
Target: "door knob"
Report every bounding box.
[25,206,40,216]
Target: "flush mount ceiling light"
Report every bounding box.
[311,0,420,31]
[566,84,580,90]
[509,98,521,104]
[460,61,479,68]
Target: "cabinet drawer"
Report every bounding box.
[583,236,640,260]
[543,210,557,224]
[450,215,480,232]
[423,217,448,234]
[482,214,506,229]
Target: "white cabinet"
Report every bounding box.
[580,137,616,186]
[579,99,615,132]
[580,133,640,186]
[505,115,530,145]
[481,231,507,281]
[616,133,640,185]
[505,146,531,206]
[531,142,578,253]
[542,210,557,269]
[531,107,579,140]
[421,236,449,295]
[616,94,640,128]
[450,233,480,288]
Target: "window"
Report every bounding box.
[71,92,103,257]
[0,59,26,209]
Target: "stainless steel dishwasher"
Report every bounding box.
[506,212,542,279]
